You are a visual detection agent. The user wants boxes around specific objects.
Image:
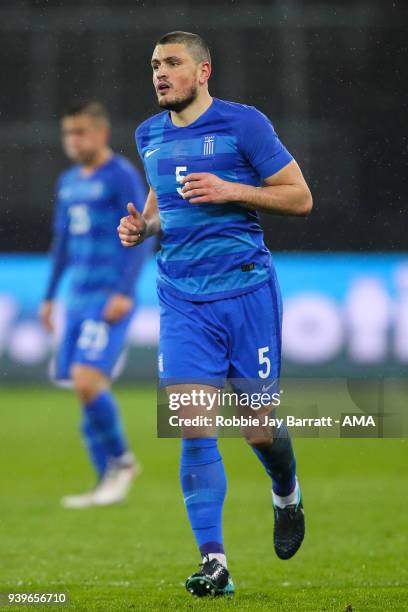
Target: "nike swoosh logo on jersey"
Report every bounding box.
[261,383,274,392]
[145,147,160,158]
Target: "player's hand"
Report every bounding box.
[103,294,133,323]
[181,173,237,204]
[118,203,147,247]
[39,300,54,332]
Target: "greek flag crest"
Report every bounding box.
[203,135,215,155]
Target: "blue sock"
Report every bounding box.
[83,391,128,467]
[251,424,297,496]
[180,438,227,556]
[80,413,108,478]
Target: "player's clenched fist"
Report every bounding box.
[103,293,133,323]
[118,202,147,247]
[181,172,237,204]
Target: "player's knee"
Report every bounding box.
[71,365,107,403]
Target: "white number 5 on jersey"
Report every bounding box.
[258,346,271,379]
[175,166,187,197]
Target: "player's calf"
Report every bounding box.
[246,424,305,559]
[69,363,136,493]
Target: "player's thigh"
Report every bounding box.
[228,278,282,383]
[72,310,132,378]
[158,286,229,386]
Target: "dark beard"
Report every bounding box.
[158,85,198,113]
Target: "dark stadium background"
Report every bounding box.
[1,3,408,611]
[0,0,406,253]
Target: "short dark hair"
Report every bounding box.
[156,31,211,64]
[61,100,110,127]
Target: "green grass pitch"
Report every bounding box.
[1,386,407,611]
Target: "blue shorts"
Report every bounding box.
[158,275,282,391]
[53,303,133,381]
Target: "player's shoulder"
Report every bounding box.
[53,165,79,205]
[110,153,139,177]
[56,165,79,193]
[215,98,272,128]
[58,164,78,184]
[135,111,168,142]
[216,99,274,141]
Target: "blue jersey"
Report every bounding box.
[135,98,293,301]
[45,154,149,311]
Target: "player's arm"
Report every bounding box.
[39,197,69,332]
[180,160,312,216]
[40,230,68,331]
[239,159,312,215]
[181,107,312,216]
[105,169,156,323]
[117,187,161,247]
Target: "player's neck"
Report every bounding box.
[170,93,213,127]
[81,147,113,176]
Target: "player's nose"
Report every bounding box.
[156,66,169,80]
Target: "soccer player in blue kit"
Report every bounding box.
[118,32,313,596]
[40,101,150,508]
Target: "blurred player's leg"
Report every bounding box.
[61,364,139,509]
[73,365,127,459]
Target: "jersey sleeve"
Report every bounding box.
[239,107,293,179]
[135,126,152,186]
[116,160,147,214]
[44,180,69,300]
[112,161,152,297]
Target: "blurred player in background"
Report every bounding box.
[40,101,150,508]
[119,32,312,597]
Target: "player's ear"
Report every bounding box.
[104,126,111,143]
[198,61,211,84]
